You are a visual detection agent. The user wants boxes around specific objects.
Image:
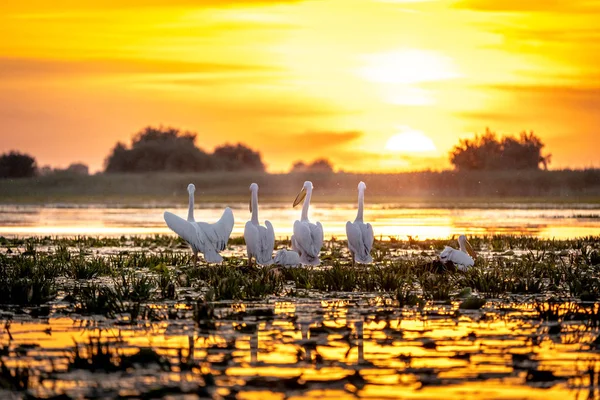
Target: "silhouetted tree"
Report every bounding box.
[0,151,37,178]
[291,158,334,173]
[65,163,89,175]
[104,126,214,173]
[450,129,551,171]
[212,143,265,171]
[291,161,307,171]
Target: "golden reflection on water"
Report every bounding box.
[1,203,600,239]
[2,298,600,399]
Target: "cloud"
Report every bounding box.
[2,0,305,13]
[487,83,600,99]
[452,0,600,13]
[455,110,526,123]
[331,149,447,172]
[283,131,363,150]
[0,57,281,78]
[497,28,600,44]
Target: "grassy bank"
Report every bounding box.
[1,169,599,205]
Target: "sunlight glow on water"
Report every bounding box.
[0,203,599,239]
[3,299,600,399]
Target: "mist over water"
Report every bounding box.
[1,203,599,239]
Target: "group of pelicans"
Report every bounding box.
[164,180,478,270]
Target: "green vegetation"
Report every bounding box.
[0,235,598,305]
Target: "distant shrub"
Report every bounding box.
[104,126,265,173]
[0,151,37,179]
[213,143,265,171]
[450,128,551,171]
[291,158,334,173]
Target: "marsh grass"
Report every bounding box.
[0,234,599,308]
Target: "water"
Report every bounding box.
[0,203,599,239]
[3,297,600,399]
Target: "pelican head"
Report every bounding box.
[358,181,366,191]
[458,235,477,258]
[293,181,313,207]
[187,184,196,194]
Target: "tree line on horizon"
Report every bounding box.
[1,126,553,178]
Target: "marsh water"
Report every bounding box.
[2,206,600,399]
[1,202,600,239]
[4,295,600,400]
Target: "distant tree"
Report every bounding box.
[104,126,214,173]
[212,143,265,171]
[291,161,307,172]
[65,163,89,175]
[310,158,334,172]
[0,151,37,179]
[450,128,551,171]
[291,158,334,173]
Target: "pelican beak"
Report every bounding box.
[249,198,253,213]
[465,239,477,259]
[293,187,307,207]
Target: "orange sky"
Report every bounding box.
[1,0,599,172]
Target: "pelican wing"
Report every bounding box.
[360,222,374,254]
[208,207,234,251]
[346,221,374,263]
[261,220,276,263]
[448,249,474,267]
[310,221,324,256]
[440,246,474,269]
[293,220,318,258]
[164,211,205,250]
[346,221,362,255]
[244,221,259,257]
[255,224,274,265]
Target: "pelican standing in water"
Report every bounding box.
[243,183,275,265]
[164,183,234,264]
[439,235,477,271]
[291,181,323,265]
[346,181,374,265]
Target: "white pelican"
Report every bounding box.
[274,249,301,267]
[346,181,374,264]
[243,183,275,265]
[164,183,234,264]
[291,181,323,265]
[439,235,477,271]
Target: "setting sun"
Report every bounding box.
[385,129,437,153]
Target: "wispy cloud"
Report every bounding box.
[452,0,600,13]
[0,57,281,77]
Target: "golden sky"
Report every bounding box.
[1,0,599,172]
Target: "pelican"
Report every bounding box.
[243,183,275,265]
[164,183,234,264]
[291,181,323,265]
[346,181,374,264]
[439,235,477,271]
[274,249,301,267]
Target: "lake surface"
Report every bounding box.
[1,202,600,239]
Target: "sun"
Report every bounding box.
[385,129,437,153]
